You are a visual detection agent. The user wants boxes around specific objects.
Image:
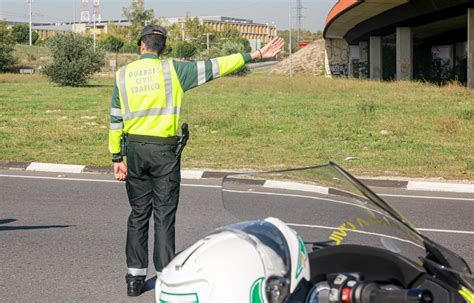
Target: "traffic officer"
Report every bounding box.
[109,24,285,297]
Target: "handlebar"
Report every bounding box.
[308,281,433,303]
[355,282,433,303]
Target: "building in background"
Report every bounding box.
[31,20,127,41]
[25,15,276,51]
[165,16,277,50]
[6,14,276,52]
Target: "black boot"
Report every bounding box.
[126,274,146,297]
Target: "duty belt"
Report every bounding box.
[127,134,179,145]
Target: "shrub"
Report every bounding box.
[11,24,39,44]
[173,41,196,59]
[122,41,140,54]
[26,53,37,61]
[220,41,247,56]
[43,32,105,87]
[0,21,16,71]
[99,35,125,53]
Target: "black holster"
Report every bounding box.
[120,133,128,158]
[175,123,189,159]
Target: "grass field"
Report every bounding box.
[1,73,473,179]
[14,44,51,67]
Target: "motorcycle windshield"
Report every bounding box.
[222,163,473,289]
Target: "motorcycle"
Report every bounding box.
[156,162,473,303]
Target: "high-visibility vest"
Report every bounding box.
[116,58,184,138]
[109,53,248,155]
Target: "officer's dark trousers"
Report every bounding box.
[125,141,180,278]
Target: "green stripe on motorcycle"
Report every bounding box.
[160,291,199,303]
[250,277,264,303]
[296,234,308,279]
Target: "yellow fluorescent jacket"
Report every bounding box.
[108,53,247,155]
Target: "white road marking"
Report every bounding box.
[380,193,474,202]
[408,181,474,193]
[27,162,85,174]
[416,228,474,235]
[223,189,390,218]
[0,174,221,188]
[182,184,221,188]
[2,174,473,236]
[288,222,474,237]
[289,223,474,236]
[0,174,118,183]
[264,180,329,194]
[181,170,204,179]
[1,174,473,202]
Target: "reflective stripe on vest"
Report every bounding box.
[110,108,122,117]
[110,122,123,130]
[117,60,180,122]
[211,58,220,79]
[197,61,206,86]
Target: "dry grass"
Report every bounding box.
[1,73,473,179]
[0,73,45,83]
[101,53,140,73]
[14,44,51,67]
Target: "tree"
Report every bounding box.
[99,35,125,52]
[173,41,196,59]
[165,17,251,58]
[122,0,155,42]
[11,24,38,44]
[0,21,16,71]
[44,33,105,87]
[122,41,140,54]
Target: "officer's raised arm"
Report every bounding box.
[173,37,285,92]
[249,37,286,61]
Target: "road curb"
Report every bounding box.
[1,161,473,194]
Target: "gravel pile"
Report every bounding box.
[270,40,326,75]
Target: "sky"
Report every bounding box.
[0,0,337,31]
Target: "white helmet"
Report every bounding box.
[155,217,310,303]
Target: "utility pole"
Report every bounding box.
[28,0,32,46]
[92,0,100,49]
[93,11,96,49]
[206,33,211,51]
[295,0,305,44]
[93,0,101,22]
[289,0,293,77]
[181,22,185,41]
[74,0,76,25]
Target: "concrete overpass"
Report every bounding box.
[323,0,474,88]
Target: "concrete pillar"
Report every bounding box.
[348,45,359,78]
[396,27,413,81]
[359,41,369,79]
[370,36,383,80]
[468,8,474,89]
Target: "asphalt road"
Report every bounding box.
[0,169,473,302]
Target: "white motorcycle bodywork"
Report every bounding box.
[155,218,310,303]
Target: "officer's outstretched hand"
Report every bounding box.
[114,162,128,182]
[252,37,286,60]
